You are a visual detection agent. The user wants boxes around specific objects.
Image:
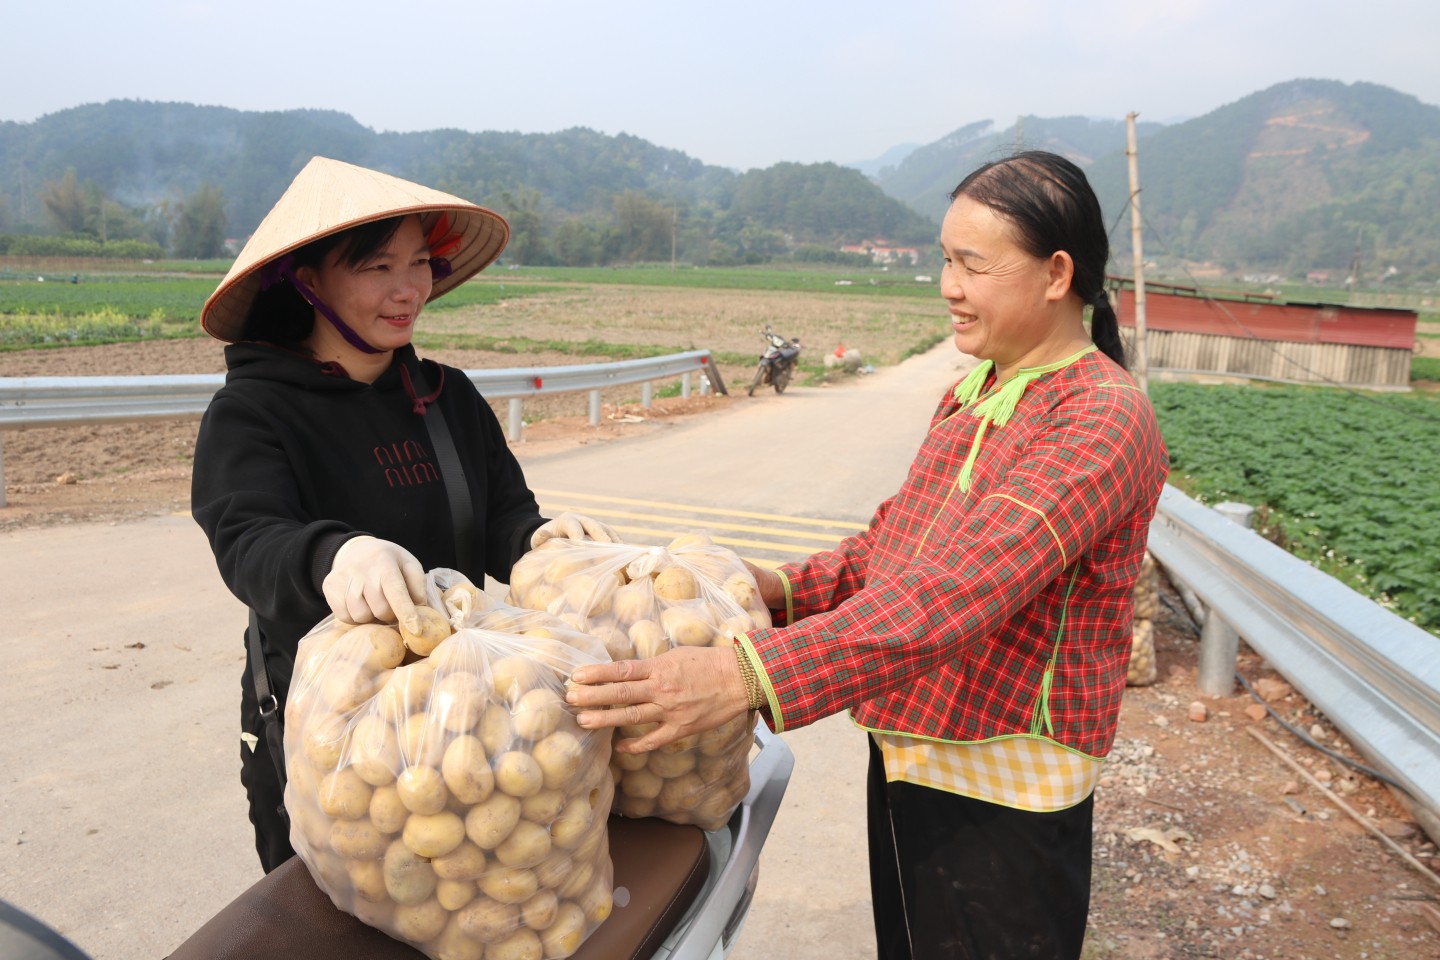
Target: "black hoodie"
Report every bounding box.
[191,341,545,709]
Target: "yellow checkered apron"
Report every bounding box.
[873,731,1101,812]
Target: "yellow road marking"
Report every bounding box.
[533,488,868,531]
[602,524,821,556]
[540,502,848,544]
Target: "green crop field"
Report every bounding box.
[1152,381,1440,633]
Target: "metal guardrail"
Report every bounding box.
[1149,484,1440,834]
[0,350,726,505]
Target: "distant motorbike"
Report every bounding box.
[747,325,802,397]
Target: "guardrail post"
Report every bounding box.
[588,390,601,427]
[641,382,653,409]
[1197,502,1255,697]
[699,374,711,397]
[681,373,692,398]
[507,398,523,443]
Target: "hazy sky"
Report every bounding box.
[4,0,1436,171]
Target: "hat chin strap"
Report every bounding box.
[258,253,386,355]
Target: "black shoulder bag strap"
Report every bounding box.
[409,359,477,573]
[247,607,289,825]
[244,359,476,821]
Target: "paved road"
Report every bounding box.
[0,340,974,959]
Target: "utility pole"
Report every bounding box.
[671,203,677,272]
[1126,112,1150,393]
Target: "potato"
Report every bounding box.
[431,671,488,733]
[301,712,349,770]
[493,751,544,798]
[394,896,449,943]
[441,735,494,804]
[496,819,552,869]
[654,566,700,601]
[322,662,384,713]
[611,580,655,623]
[579,879,614,925]
[661,605,715,647]
[550,796,596,850]
[555,857,595,899]
[479,866,540,905]
[563,573,615,616]
[351,896,395,933]
[318,767,373,820]
[698,752,738,785]
[435,877,477,912]
[369,783,409,834]
[531,731,583,790]
[403,810,466,858]
[396,764,449,815]
[658,771,706,814]
[695,786,742,827]
[520,788,566,826]
[647,746,697,779]
[348,713,401,786]
[601,627,635,662]
[431,915,486,960]
[518,890,558,932]
[534,851,573,890]
[511,688,563,742]
[491,656,544,702]
[442,579,488,620]
[376,660,435,722]
[611,748,648,772]
[465,791,521,849]
[629,618,669,660]
[721,574,759,611]
[347,858,388,902]
[383,838,437,905]
[291,801,332,852]
[399,604,452,657]
[621,766,664,800]
[432,839,488,881]
[330,816,390,859]
[477,702,516,756]
[615,793,656,819]
[350,623,407,672]
[540,902,586,958]
[457,896,521,944]
[488,928,544,960]
[400,712,449,769]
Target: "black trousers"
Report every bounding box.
[866,737,1093,960]
[240,670,296,873]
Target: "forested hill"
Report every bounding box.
[875,80,1440,281]
[0,100,935,265]
[873,115,1168,225]
[1085,79,1440,280]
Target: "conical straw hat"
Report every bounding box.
[201,157,509,342]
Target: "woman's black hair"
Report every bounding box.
[241,216,408,344]
[949,151,1125,368]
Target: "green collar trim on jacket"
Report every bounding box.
[950,344,1098,492]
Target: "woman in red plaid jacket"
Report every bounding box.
[570,151,1169,959]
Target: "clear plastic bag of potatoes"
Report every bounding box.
[283,569,617,960]
[506,534,766,831]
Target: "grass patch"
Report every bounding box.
[0,310,197,349]
[1412,356,1440,381]
[480,264,939,298]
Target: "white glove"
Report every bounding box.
[322,535,427,630]
[530,512,621,549]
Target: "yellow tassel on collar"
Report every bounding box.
[952,345,1097,492]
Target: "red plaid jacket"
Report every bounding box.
[742,351,1168,757]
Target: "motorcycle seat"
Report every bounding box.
[166,815,711,960]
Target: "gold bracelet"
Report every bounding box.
[734,644,764,712]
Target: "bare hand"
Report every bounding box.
[566,647,750,753]
[743,560,785,608]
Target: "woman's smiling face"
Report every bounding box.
[299,214,434,357]
[939,196,1072,379]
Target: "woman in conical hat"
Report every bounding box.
[193,158,615,872]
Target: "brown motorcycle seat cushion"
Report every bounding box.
[168,816,711,960]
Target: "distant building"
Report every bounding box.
[841,240,920,266]
[1109,277,1417,389]
[1306,270,1332,285]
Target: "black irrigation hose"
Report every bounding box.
[1157,587,1405,790]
